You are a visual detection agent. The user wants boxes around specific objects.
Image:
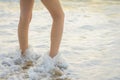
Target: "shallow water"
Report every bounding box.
[0,1,120,80]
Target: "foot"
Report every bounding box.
[28,53,55,73]
[28,53,64,79]
[9,45,41,65]
[53,53,68,69]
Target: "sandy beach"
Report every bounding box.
[0,0,120,80]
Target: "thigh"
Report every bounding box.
[41,0,64,18]
[20,0,34,16]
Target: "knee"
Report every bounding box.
[19,12,32,25]
[52,11,65,22]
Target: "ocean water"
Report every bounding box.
[0,0,120,80]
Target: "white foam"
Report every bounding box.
[27,53,70,80]
[0,46,42,80]
[1,57,15,67]
[0,47,70,80]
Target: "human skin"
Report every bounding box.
[18,0,64,58]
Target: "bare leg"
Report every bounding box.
[41,0,65,58]
[18,0,34,55]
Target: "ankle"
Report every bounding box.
[49,52,58,58]
[21,51,25,56]
[20,46,29,56]
[49,54,55,58]
[21,48,27,56]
